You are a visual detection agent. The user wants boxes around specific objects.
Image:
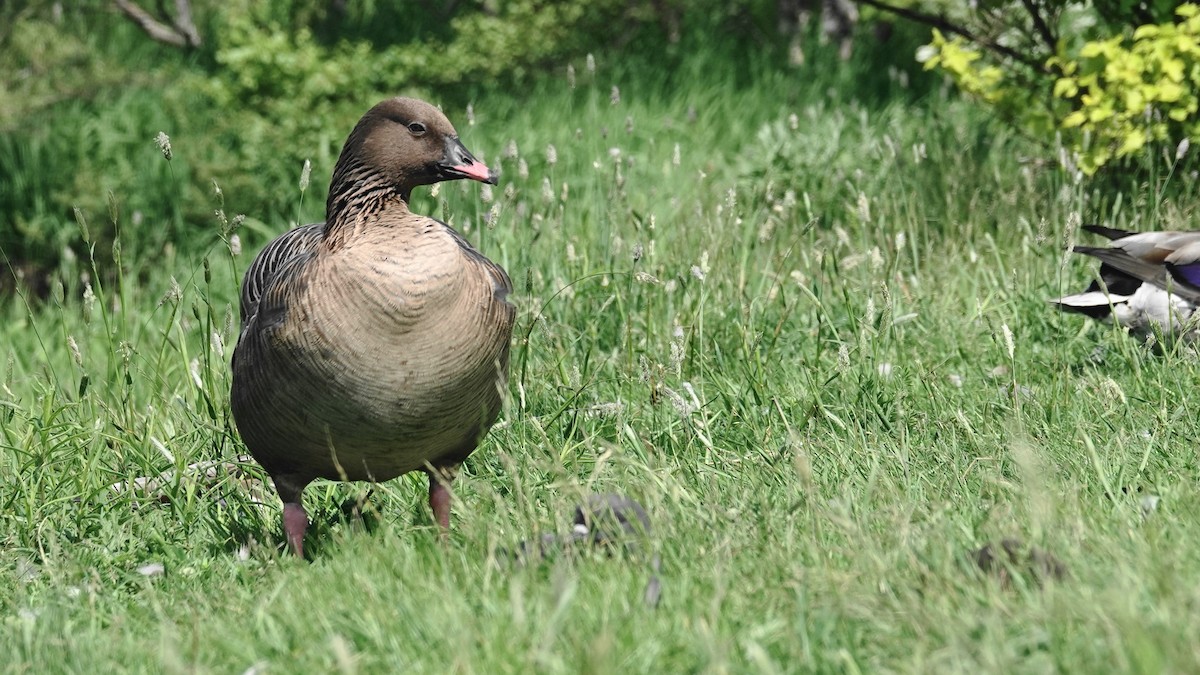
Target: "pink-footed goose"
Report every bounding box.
[231,97,513,556]
[1053,225,1200,342]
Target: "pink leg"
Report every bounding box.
[275,477,311,557]
[282,501,309,557]
[428,472,452,532]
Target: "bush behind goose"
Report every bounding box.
[231,97,512,557]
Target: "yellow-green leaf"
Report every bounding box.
[1063,111,1087,127]
[1054,78,1079,98]
[1118,128,1147,155]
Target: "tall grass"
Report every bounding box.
[4,37,1200,673]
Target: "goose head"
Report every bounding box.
[329,96,497,210]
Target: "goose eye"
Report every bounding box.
[407,122,427,136]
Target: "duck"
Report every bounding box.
[1052,224,1200,342]
[231,97,514,556]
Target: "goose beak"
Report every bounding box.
[439,136,498,184]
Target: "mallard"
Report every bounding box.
[1052,225,1200,342]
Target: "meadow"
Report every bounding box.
[4,28,1200,673]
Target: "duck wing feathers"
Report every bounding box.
[1072,226,1200,304]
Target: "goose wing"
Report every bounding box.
[239,222,327,325]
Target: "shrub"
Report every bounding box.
[1052,5,1200,173]
[875,0,1198,176]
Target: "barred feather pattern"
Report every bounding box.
[231,191,514,498]
[239,222,325,324]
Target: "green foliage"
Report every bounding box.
[1053,5,1200,173]
[0,0,789,289]
[0,88,202,288]
[916,1,1199,176]
[207,0,740,105]
[1092,0,1180,26]
[0,2,201,281]
[0,1,187,125]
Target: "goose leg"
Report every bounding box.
[282,501,309,557]
[427,466,457,532]
[275,477,310,557]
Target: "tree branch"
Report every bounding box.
[113,0,201,48]
[855,0,1046,72]
[1020,0,1057,54]
[172,0,201,47]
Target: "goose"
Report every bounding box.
[1052,225,1200,342]
[231,97,514,556]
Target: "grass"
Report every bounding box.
[5,37,1200,673]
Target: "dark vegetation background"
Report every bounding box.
[0,0,927,295]
[6,0,1193,298]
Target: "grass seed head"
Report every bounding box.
[161,277,182,307]
[67,336,83,368]
[154,131,172,160]
[299,159,311,191]
[82,284,95,324]
[211,331,225,358]
[856,193,871,222]
[189,359,203,388]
